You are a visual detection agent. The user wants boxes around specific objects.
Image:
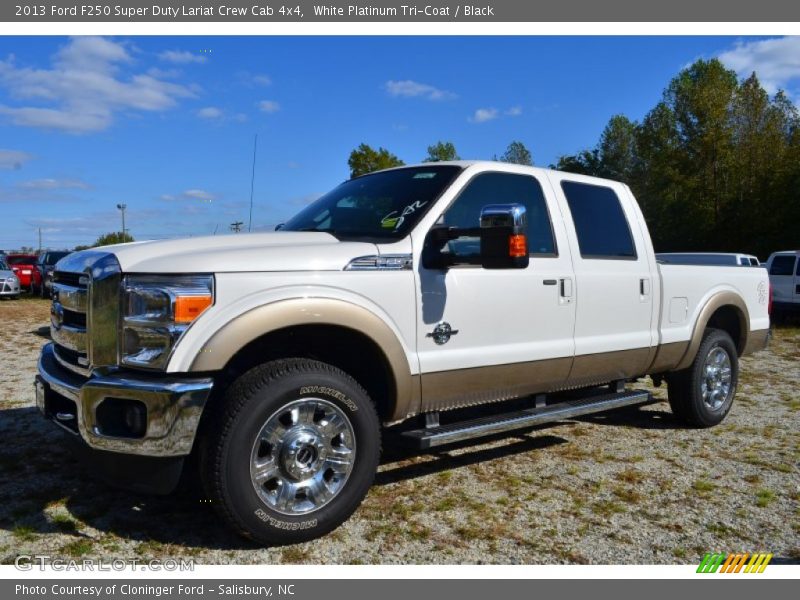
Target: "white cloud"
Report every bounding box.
[159,50,206,64]
[258,100,280,113]
[469,107,499,123]
[505,105,523,117]
[0,37,196,134]
[253,74,272,86]
[0,149,33,170]
[17,178,90,190]
[197,106,223,119]
[184,189,215,201]
[718,36,800,95]
[385,80,456,101]
[162,189,215,202]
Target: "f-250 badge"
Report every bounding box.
[427,322,459,345]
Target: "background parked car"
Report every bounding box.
[765,250,799,314]
[5,254,41,292]
[656,252,760,266]
[35,250,71,298]
[0,258,21,299]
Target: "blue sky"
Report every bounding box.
[1,35,798,249]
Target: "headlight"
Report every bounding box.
[121,275,214,370]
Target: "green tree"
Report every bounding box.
[496,141,533,166]
[424,141,460,162]
[347,143,404,178]
[93,231,134,247]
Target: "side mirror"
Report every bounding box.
[274,223,285,231]
[479,204,529,269]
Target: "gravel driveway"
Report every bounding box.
[1,298,798,564]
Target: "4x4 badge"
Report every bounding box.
[427,322,459,345]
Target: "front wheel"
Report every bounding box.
[202,358,380,545]
[667,328,738,427]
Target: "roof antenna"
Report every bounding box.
[248,133,258,232]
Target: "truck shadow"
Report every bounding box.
[0,402,682,551]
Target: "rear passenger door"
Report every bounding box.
[549,175,657,387]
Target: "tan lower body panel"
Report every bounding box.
[420,356,573,413]
[419,347,659,414]
[647,341,690,374]
[565,347,652,390]
[743,329,770,356]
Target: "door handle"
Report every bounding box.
[543,279,557,286]
[560,278,573,298]
[640,277,651,299]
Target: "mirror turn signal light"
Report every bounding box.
[174,295,213,323]
[508,234,528,258]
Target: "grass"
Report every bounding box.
[12,525,36,542]
[60,539,93,557]
[692,479,716,494]
[755,489,776,508]
[51,514,78,534]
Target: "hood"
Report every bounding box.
[96,231,379,273]
[0,269,16,279]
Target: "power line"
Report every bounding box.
[230,221,243,233]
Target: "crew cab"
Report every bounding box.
[35,162,770,545]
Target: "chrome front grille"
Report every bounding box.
[51,270,90,375]
[49,251,122,376]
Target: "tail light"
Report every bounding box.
[768,281,773,316]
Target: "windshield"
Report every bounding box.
[0,260,8,271]
[44,251,69,265]
[282,165,462,239]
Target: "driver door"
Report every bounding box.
[413,170,576,412]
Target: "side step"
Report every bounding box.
[401,389,652,449]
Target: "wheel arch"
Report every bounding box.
[675,291,749,371]
[187,298,418,424]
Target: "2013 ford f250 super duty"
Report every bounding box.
[35,161,770,544]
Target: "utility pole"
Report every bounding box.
[248,133,258,232]
[38,227,42,252]
[116,203,127,237]
[230,221,243,233]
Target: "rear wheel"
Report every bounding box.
[667,328,738,427]
[202,358,380,545]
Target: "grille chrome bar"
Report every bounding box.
[52,282,87,312]
[50,320,87,353]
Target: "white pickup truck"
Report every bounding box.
[36,161,770,544]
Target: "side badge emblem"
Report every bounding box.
[427,322,459,345]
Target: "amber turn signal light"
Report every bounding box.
[508,234,527,258]
[174,295,212,323]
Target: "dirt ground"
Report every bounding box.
[1,297,798,564]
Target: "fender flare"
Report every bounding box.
[674,291,749,371]
[188,297,418,422]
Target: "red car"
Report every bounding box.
[5,254,42,291]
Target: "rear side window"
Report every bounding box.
[770,255,796,276]
[561,181,636,259]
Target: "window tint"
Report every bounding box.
[770,255,797,276]
[441,172,556,260]
[561,181,636,259]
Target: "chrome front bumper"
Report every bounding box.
[36,342,213,457]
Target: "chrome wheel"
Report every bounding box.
[700,346,732,410]
[249,398,356,516]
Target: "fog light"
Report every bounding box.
[95,398,147,438]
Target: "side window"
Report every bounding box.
[561,181,636,259]
[441,172,556,260]
[770,255,796,276]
